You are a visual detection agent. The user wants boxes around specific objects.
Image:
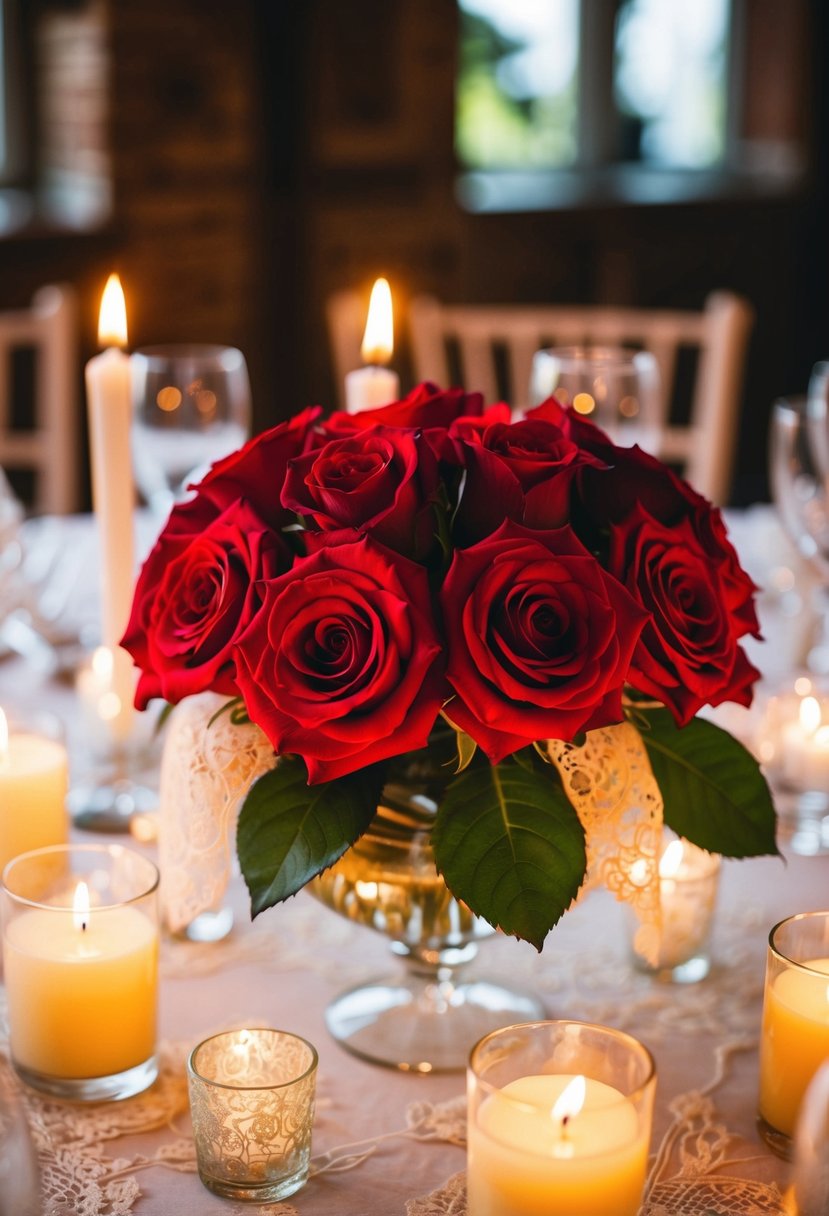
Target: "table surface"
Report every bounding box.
[0,509,824,1216]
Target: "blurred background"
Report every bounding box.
[0,0,825,506]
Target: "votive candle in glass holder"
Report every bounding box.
[0,707,68,872]
[187,1028,318,1203]
[1,843,159,1101]
[467,1020,656,1216]
[759,910,829,1158]
[630,835,721,983]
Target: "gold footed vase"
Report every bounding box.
[309,775,544,1073]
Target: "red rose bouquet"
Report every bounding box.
[124,383,776,949]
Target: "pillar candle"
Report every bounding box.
[0,709,68,872]
[85,274,135,731]
[468,1073,649,1216]
[344,277,400,414]
[760,958,829,1138]
[4,886,157,1079]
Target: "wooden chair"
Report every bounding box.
[0,285,79,514]
[407,292,754,505]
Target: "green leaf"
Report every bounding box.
[639,708,778,858]
[432,760,586,951]
[237,758,385,917]
[207,696,245,729]
[153,702,175,737]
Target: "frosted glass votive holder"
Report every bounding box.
[187,1028,318,1202]
[630,835,721,983]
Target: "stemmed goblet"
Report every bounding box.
[131,345,251,517]
[529,344,661,454]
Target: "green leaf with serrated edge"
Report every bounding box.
[639,708,778,858]
[237,758,386,917]
[432,760,586,951]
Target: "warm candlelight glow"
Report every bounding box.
[92,647,114,682]
[573,392,595,415]
[97,274,128,349]
[360,277,394,365]
[73,881,91,932]
[0,708,7,764]
[800,695,822,735]
[552,1074,586,1124]
[659,838,685,879]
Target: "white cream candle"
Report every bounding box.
[0,708,68,871]
[468,1073,649,1216]
[85,275,135,731]
[76,646,134,750]
[3,878,158,1080]
[782,695,829,790]
[654,837,720,972]
[344,277,400,413]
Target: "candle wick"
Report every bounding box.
[82,919,87,932]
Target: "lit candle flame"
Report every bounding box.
[73,881,91,933]
[360,277,394,365]
[800,695,822,736]
[552,1074,586,1124]
[0,707,7,765]
[97,274,128,349]
[659,838,685,880]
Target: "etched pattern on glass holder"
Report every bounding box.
[187,1029,317,1204]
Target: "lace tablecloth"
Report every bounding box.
[0,800,819,1215]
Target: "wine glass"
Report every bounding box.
[529,344,662,453]
[131,345,251,516]
[769,393,829,673]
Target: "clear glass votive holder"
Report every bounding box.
[467,1020,656,1216]
[755,676,829,855]
[1,843,159,1101]
[187,1028,318,1203]
[629,835,721,983]
[0,708,68,875]
[758,911,829,1158]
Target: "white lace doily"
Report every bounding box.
[548,721,664,965]
[159,694,276,932]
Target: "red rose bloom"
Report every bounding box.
[608,504,760,723]
[122,497,288,708]
[235,537,444,782]
[195,406,322,528]
[326,382,485,434]
[440,520,647,762]
[453,417,606,543]
[280,425,440,559]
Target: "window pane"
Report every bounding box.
[456,0,579,170]
[614,0,730,168]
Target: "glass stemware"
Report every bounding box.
[131,344,251,516]
[529,344,661,453]
[769,393,829,674]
